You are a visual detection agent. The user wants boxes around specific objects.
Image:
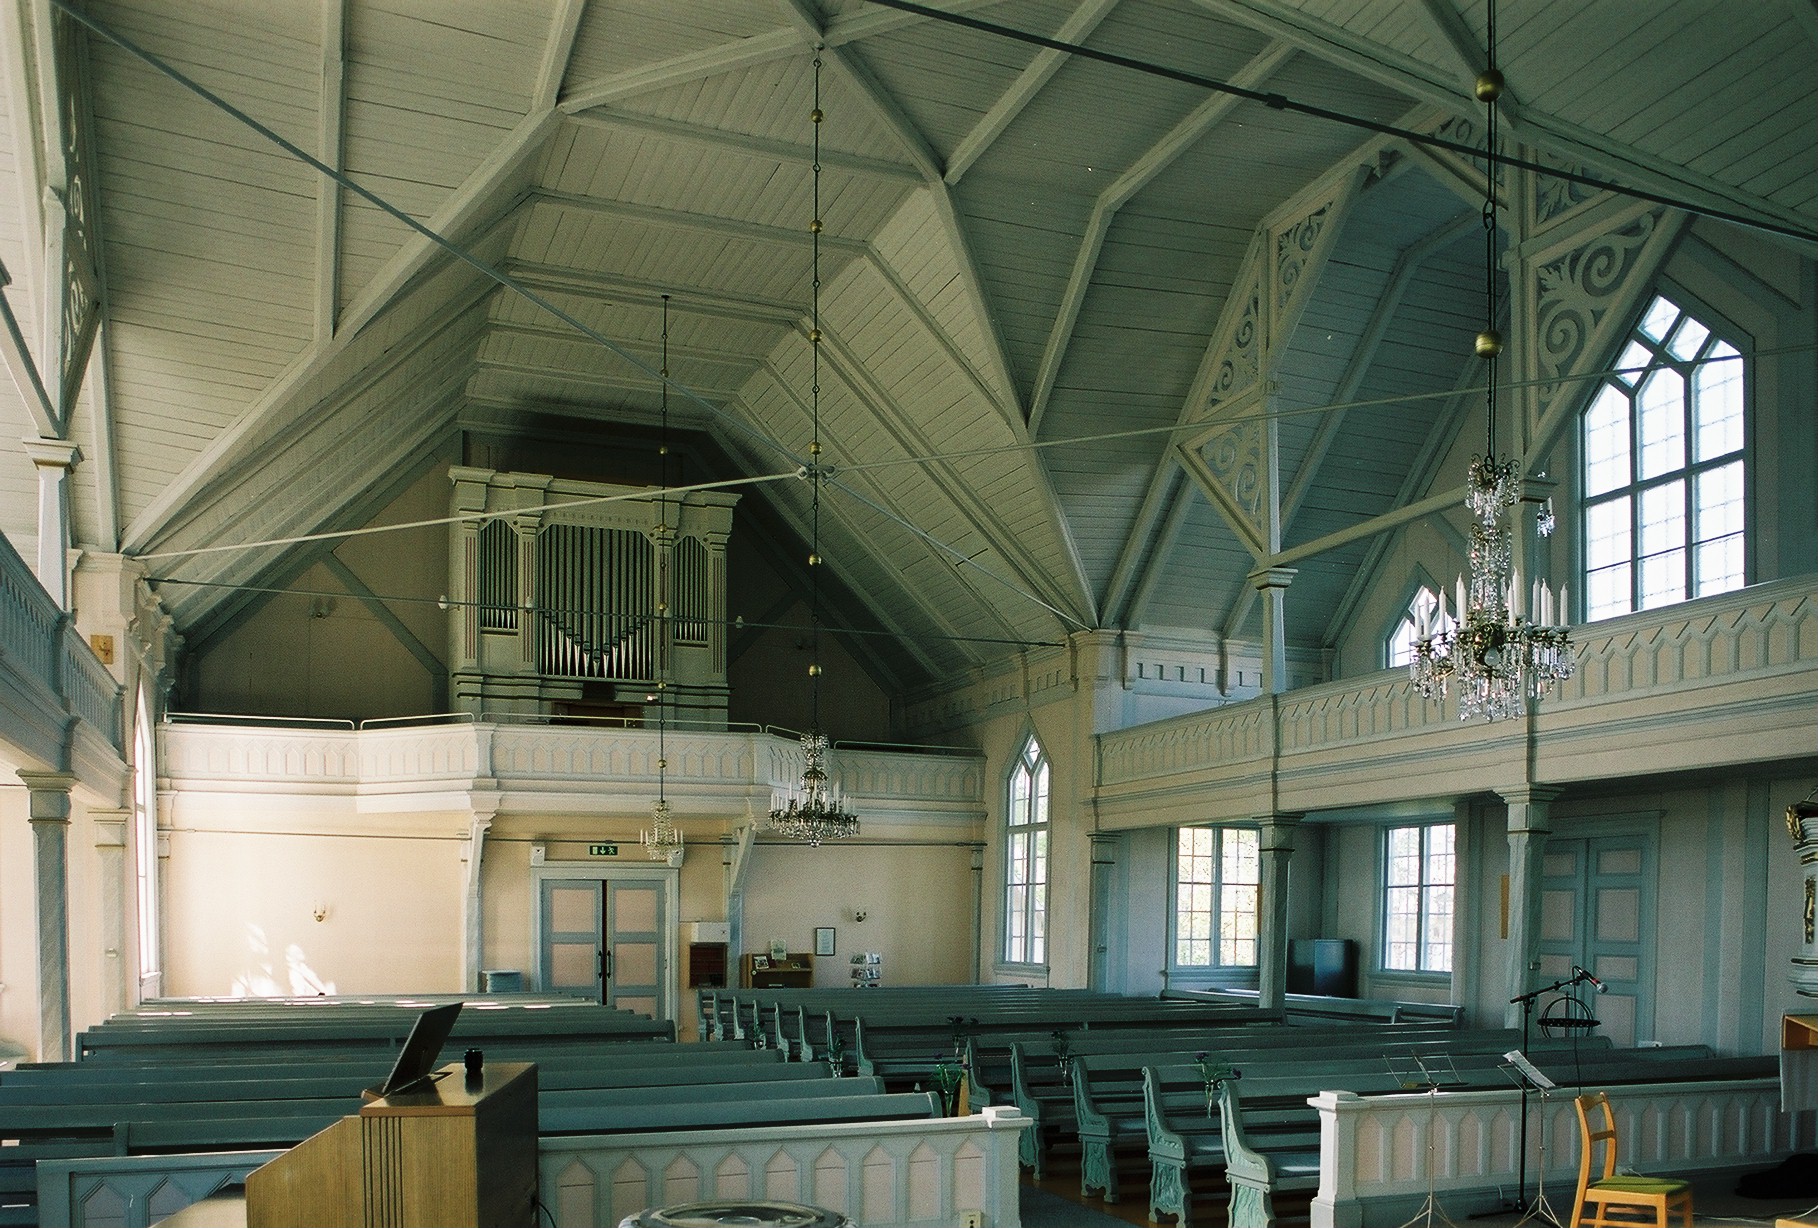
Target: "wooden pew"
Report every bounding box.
[1070,1029,1602,1202]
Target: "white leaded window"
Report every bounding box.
[1582,294,1745,620]
[1003,734,1050,965]
[1382,823,1454,973]
[1174,826,1260,968]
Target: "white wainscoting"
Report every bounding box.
[38,1110,1028,1228]
[1311,1078,1814,1228]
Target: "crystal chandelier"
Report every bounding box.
[643,295,684,861]
[1410,7,1574,721]
[768,51,858,846]
[769,730,858,846]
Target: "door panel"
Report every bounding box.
[541,880,603,1002]
[605,879,665,1018]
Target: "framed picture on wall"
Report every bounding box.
[751,955,769,971]
[814,927,836,957]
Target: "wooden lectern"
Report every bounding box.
[245,1062,537,1228]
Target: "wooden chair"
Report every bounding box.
[1570,1091,1693,1228]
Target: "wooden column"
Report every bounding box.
[1248,566,1297,696]
[1501,786,1560,1028]
[92,808,130,1018]
[18,770,74,1061]
[461,808,495,992]
[1257,814,1301,1010]
[22,437,79,608]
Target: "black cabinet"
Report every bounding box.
[1288,938,1357,997]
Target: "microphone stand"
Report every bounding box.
[1506,970,1598,1225]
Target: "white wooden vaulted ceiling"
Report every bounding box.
[6,0,1814,691]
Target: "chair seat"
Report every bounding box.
[1590,1177,1690,1195]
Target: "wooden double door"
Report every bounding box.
[1538,834,1654,1045]
[538,869,673,1020]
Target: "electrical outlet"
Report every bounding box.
[960,1213,984,1228]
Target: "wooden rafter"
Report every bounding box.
[943,0,1122,186]
[1028,41,1294,436]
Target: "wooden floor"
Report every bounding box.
[1021,1145,1286,1228]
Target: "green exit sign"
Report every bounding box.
[588,843,618,857]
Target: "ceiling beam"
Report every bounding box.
[1100,449,1184,626]
[753,339,1030,648]
[559,28,800,113]
[1174,442,1266,560]
[1027,40,1293,436]
[564,110,922,183]
[1119,467,1196,630]
[503,260,803,325]
[122,107,556,553]
[944,0,1122,186]
[817,323,1091,630]
[529,189,869,255]
[812,28,1026,418]
[137,282,496,562]
[472,356,745,403]
[314,0,346,342]
[535,0,587,110]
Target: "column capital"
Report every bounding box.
[1499,784,1564,832]
[90,808,130,847]
[1257,813,1303,852]
[17,771,76,822]
[21,436,81,471]
[1247,565,1299,592]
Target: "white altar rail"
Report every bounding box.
[540,1107,1029,1228]
[36,1110,1029,1228]
[1311,1077,1813,1228]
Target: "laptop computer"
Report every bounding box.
[372,1002,463,1098]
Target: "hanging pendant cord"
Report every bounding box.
[657,293,670,804]
[1481,0,1500,460]
[809,53,826,737]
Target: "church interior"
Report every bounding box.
[1,0,1815,1225]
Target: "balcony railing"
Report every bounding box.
[0,531,125,768]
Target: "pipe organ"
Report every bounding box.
[448,467,738,725]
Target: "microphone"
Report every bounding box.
[1573,965,1608,993]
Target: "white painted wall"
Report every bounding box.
[159,798,468,997]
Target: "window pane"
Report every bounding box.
[1693,344,1743,461]
[1586,559,1632,622]
[1636,370,1686,479]
[1637,296,1680,343]
[1583,386,1631,496]
[1584,497,1630,572]
[1638,483,1687,609]
[1613,339,1653,381]
[1665,315,1709,362]
[1694,462,1744,541]
[1226,829,1259,884]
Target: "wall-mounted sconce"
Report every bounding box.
[312,902,330,923]
[853,909,867,923]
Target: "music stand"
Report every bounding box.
[1500,1052,1565,1228]
[1386,1049,1464,1228]
[1504,970,1598,1227]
